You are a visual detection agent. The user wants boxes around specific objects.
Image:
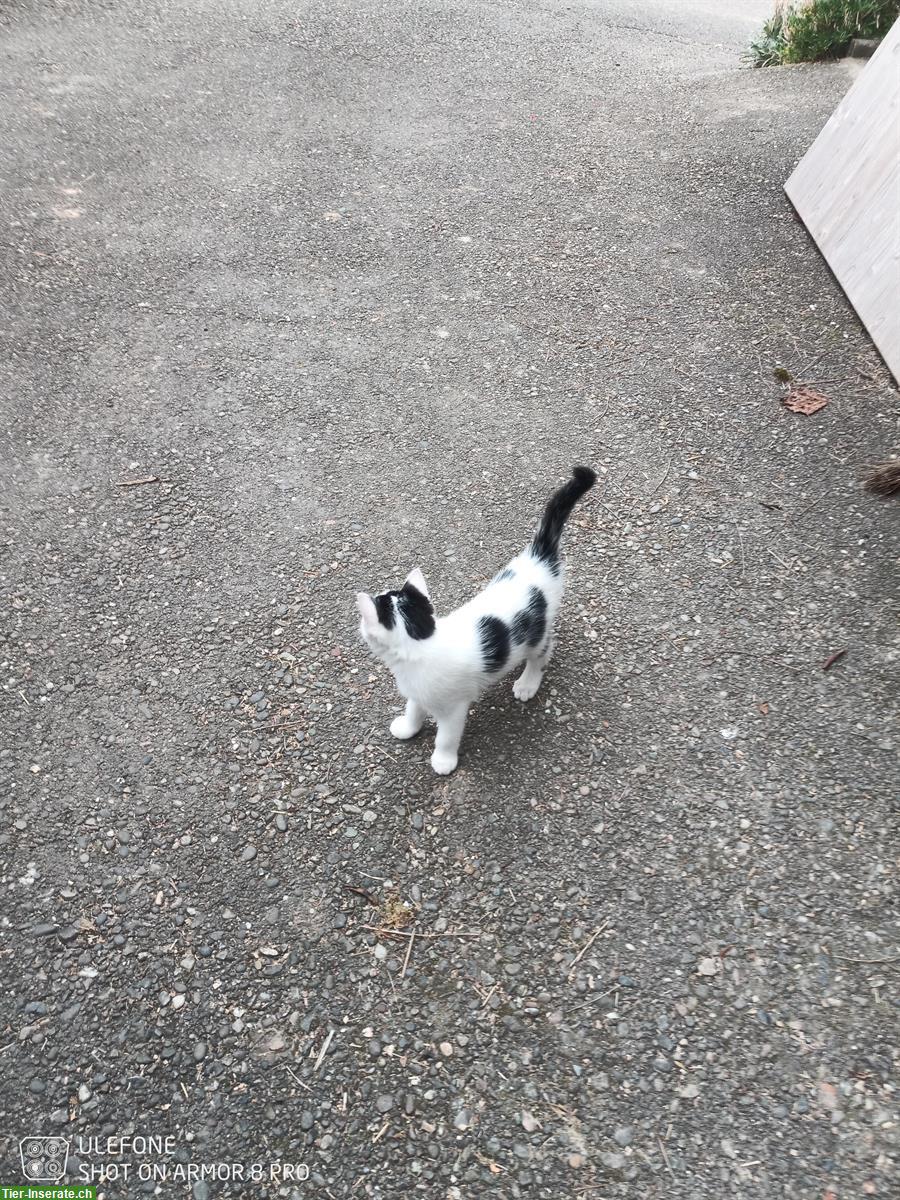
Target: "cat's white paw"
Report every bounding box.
[513,672,542,702]
[390,716,421,740]
[430,750,458,775]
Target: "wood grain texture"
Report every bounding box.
[785,19,900,382]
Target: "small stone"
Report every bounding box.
[678,1083,700,1099]
[600,1151,626,1171]
[376,1094,394,1113]
[77,1084,91,1102]
[300,1111,315,1131]
[274,814,287,832]
[453,1108,472,1130]
[439,1042,454,1057]
[240,845,258,862]
[613,1126,633,1147]
[170,994,186,1011]
[697,957,718,976]
[193,1043,208,1062]
[521,1112,539,1132]
[568,1153,585,1168]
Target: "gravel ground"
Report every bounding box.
[1,1,898,1197]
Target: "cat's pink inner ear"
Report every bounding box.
[405,567,430,598]
[355,592,378,626]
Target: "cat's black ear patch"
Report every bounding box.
[399,582,436,640]
[512,586,548,647]
[374,592,397,629]
[478,615,511,672]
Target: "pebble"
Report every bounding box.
[193,1043,208,1062]
[376,1094,394,1113]
[240,845,258,862]
[613,1126,634,1146]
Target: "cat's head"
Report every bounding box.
[356,567,436,656]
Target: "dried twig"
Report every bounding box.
[400,931,415,979]
[115,475,165,488]
[343,885,379,907]
[649,458,673,497]
[567,921,609,981]
[822,649,847,672]
[362,924,481,940]
[284,1064,311,1092]
[735,522,746,578]
[658,1137,675,1177]
[480,983,499,1009]
[832,953,900,966]
[313,1029,334,1072]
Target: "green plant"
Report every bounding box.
[748,0,900,66]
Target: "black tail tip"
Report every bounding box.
[572,465,597,490]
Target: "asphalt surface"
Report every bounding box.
[1,1,898,1197]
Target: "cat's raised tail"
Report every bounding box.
[530,465,597,570]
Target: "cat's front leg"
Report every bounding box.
[430,703,468,775]
[390,698,427,740]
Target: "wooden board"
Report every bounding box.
[785,20,900,382]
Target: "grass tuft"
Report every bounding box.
[748,0,900,66]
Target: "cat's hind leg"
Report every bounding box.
[513,633,555,702]
[430,703,469,774]
[390,698,427,740]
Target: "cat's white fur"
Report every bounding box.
[356,467,596,773]
[355,550,564,775]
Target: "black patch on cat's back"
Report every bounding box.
[374,592,397,629]
[478,615,511,673]
[398,582,435,640]
[494,567,516,583]
[511,586,548,647]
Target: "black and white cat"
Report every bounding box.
[356,467,597,774]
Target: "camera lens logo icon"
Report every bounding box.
[20,1136,70,1182]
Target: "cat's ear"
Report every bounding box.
[404,567,430,599]
[355,592,379,628]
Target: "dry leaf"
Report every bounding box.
[757,702,769,715]
[783,385,828,415]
